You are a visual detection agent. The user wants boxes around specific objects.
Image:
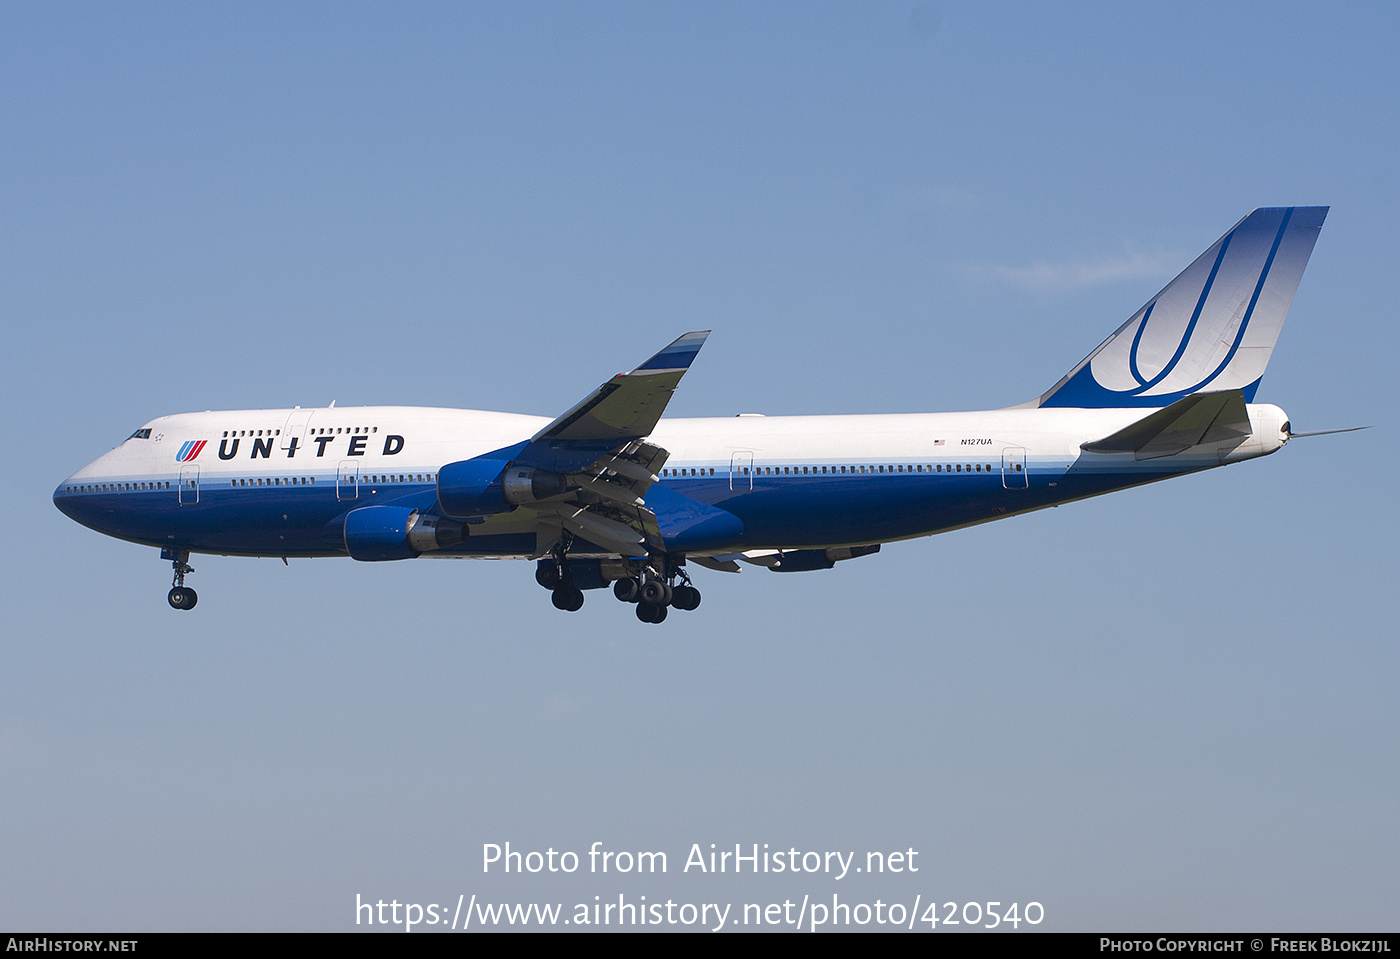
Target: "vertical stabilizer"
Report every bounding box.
[1038,207,1327,408]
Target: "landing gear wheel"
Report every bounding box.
[168,587,197,610]
[636,602,667,623]
[672,585,701,610]
[639,579,672,606]
[167,550,196,609]
[551,587,584,612]
[536,563,562,590]
[613,578,641,603]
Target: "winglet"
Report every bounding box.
[632,331,711,373]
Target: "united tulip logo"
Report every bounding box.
[175,440,207,462]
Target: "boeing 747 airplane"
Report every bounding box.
[55,207,1332,623]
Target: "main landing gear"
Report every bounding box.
[536,547,584,612]
[535,551,702,624]
[613,559,700,625]
[166,549,197,610]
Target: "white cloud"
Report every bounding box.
[963,247,1183,293]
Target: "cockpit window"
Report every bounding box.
[127,428,152,440]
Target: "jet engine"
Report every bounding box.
[436,458,569,517]
[344,506,466,561]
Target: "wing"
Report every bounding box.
[448,332,711,557]
[514,331,710,470]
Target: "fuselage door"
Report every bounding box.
[179,465,200,504]
[730,451,754,491]
[281,409,313,454]
[1002,447,1028,489]
[337,461,359,501]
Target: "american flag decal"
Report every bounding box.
[175,440,207,462]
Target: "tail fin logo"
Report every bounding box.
[175,440,207,463]
[1039,207,1327,409]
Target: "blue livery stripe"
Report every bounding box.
[633,331,710,371]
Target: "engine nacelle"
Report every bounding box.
[345,506,467,561]
[436,458,512,517]
[344,506,420,561]
[437,459,571,518]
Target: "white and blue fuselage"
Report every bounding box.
[53,402,1289,557]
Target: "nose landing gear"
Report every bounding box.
[166,550,197,610]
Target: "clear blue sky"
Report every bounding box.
[3,1,1395,931]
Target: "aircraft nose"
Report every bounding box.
[53,477,84,523]
[52,469,114,533]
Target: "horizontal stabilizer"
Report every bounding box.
[1082,389,1251,459]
